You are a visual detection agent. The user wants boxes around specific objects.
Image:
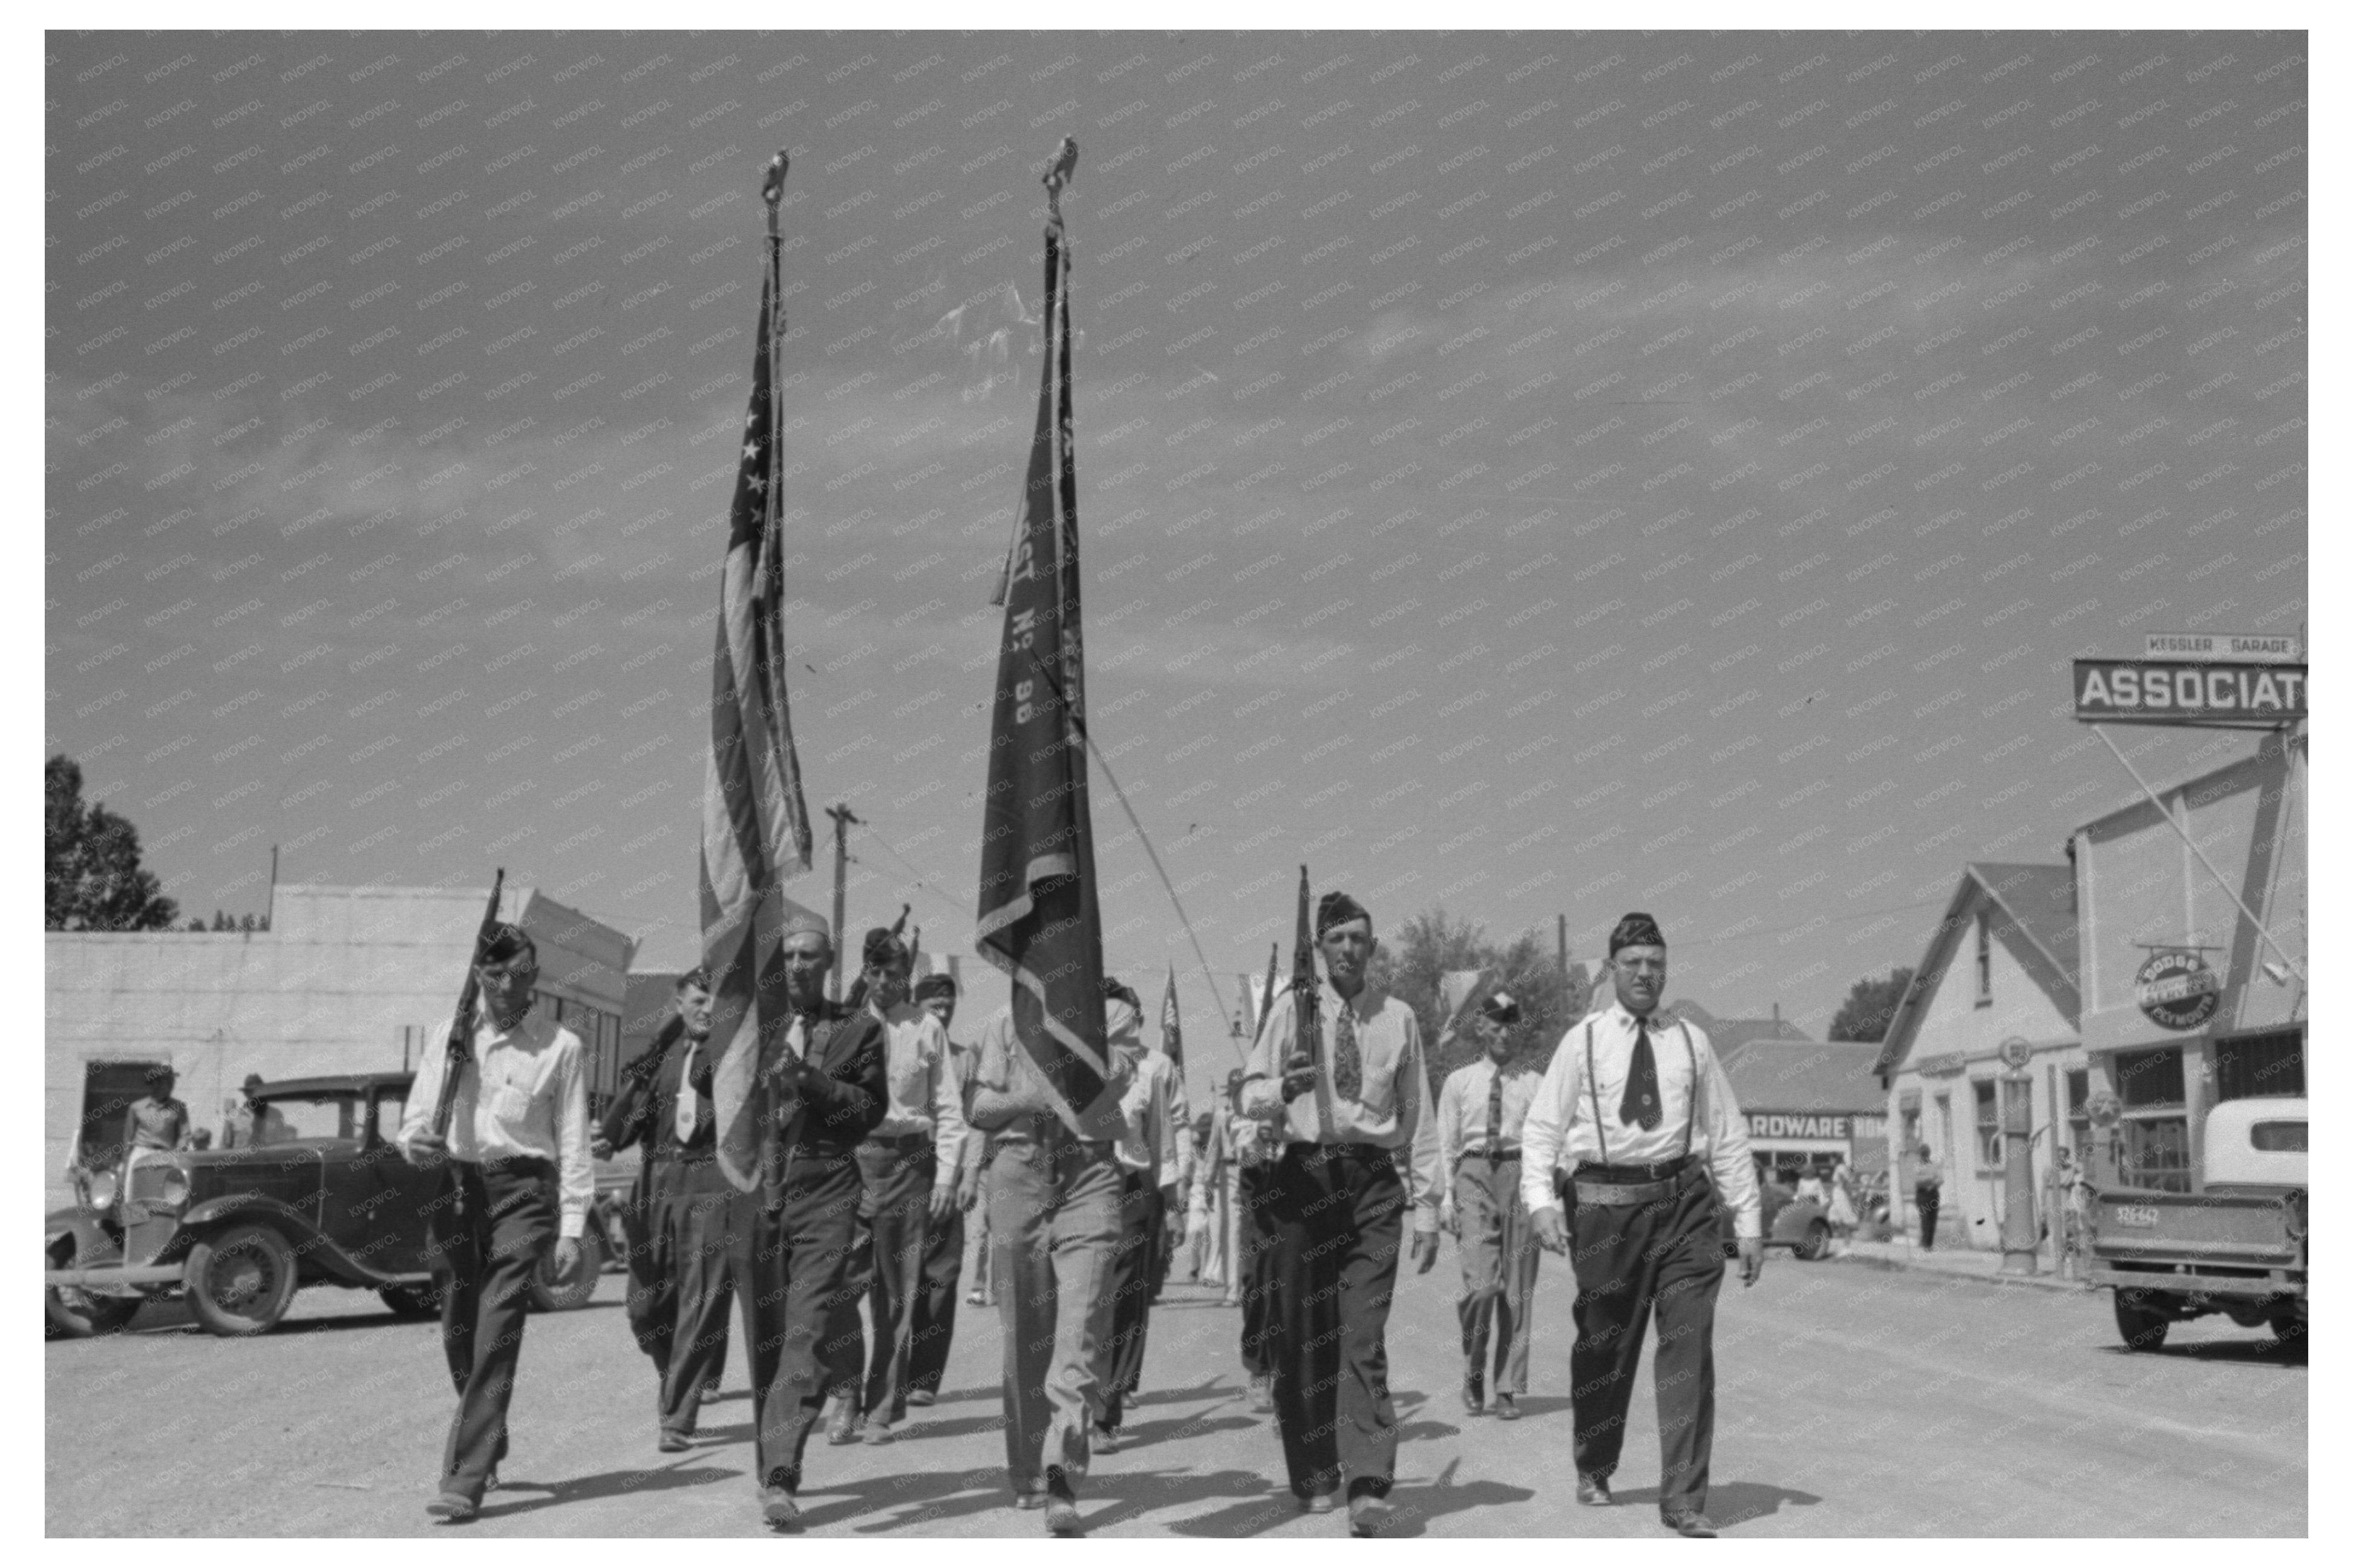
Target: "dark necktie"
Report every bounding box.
[1486,1066,1504,1148]
[1331,1004,1362,1101]
[1620,1018,1663,1131]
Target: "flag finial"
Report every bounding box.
[762,150,789,211]
[1043,137,1079,224]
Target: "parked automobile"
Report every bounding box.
[1718,1177,1834,1261]
[45,1071,613,1338]
[2084,1095,2306,1353]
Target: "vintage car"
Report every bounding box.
[1718,1177,1835,1261]
[44,1071,612,1338]
[2086,1095,2306,1353]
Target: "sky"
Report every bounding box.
[44,28,2307,1085]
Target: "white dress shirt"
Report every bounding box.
[871,1001,970,1187]
[401,1001,595,1240]
[1435,1055,1546,1173]
[1240,977,1444,1234]
[1518,1002,1762,1238]
[1111,1044,1194,1189]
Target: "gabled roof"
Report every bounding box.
[1871,861,2081,1076]
[1668,999,1811,1051]
[1718,1039,1887,1116]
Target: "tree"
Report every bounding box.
[45,755,179,932]
[1829,966,1916,1043]
[1369,906,1592,1092]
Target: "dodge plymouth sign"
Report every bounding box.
[2073,659,2306,727]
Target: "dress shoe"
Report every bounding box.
[966,1290,989,1306]
[1461,1378,1485,1416]
[483,1468,501,1492]
[702,1378,721,1398]
[760,1488,802,1532]
[1044,1468,1082,1536]
[826,1397,862,1446]
[1248,1376,1275,1414]
[906,1389,937,1408]
[1493,1393,1520,1421]
[1576,1473,1614,1507]
[863,1419,897,1445]
[1298,1490,1339,1515]
[1661,1508,1718,1538]
[1091,1423,1121,1454]
[424,1492,477,1523]
[1348,1495,1396,1537]
[1014,1488,1050,1511]
[658,1429,692,1454]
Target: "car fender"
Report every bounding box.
[175,1194,387,1284]
[47,1210,121,1269]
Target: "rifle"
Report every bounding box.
[1288,866,1321,1094]
[431,869,507,1142]
[840,901,912,1013]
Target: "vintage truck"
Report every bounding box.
[44,1071,615,1338]
[2082,1094,2306,1353]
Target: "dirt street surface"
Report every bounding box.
[46,1252,2305,1536]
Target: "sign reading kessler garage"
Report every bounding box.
[2135,950,2222,1031]
[2073,659,2306,726]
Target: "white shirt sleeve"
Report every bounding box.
[1697,1034,1762,1240]
[552,1030,594,1240]
[923,1016,968,1187]
[400,1019,453,1157]
[1520,1028,1578,1217]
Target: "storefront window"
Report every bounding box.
[2119,1117,2193,1193]
[1973,1079,2001,1169]
[2213,1028,2305,1103]
[2113,1047,2187,1109]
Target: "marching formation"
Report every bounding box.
[398,901,1765,1537]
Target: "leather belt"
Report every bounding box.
[1461,1145,1523,1163]
[1572,1176,1676,1206]
[860,1129,934,1150]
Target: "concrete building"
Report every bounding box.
[2072,730,2306,1192]
[1872,863,2084,1251]
[45,883,635,1206]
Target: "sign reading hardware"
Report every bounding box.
[2073,659,2306,725]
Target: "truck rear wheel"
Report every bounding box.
[2113,1287,2171,1351]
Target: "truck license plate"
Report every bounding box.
[2115,1205,2161,1228]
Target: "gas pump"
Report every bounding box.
[1997,1036,2038,1275]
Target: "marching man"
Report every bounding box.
[1435,990,1544,1421]
[1522,912,1762,1538]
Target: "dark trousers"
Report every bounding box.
[1235,1165,1276,1379]
[1566,1163,1727,1514]
[622,1153,741,1436]
[747,1153,862,1493]
[830,1136,936,1421]
[616,1159,666,1374]
[1916,1184,1941,1250]
[1100,1169,1162,1429]
[1265,1143,1406,1501]
[906,1204,965,1396]
[424,1159,555,1504]
[1453,1155,1539,1395]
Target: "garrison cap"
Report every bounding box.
[912,972,958,1002]
[479,922,536,965]
[1608,912,1667,956]
[863,926,909,969]
[780,909,831,943]
[1478,990,1522,1025]
[1315,889,1371,938]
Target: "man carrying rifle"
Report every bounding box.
[399,922,593,1523]
[1240,888,1442,1537]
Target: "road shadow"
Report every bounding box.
[1500,1394,1572,1419]
[2096,1336,2306,1368]
[1119,1412,1260,1447]
[1106,1470,1307,1537]
[788,1466,1029,1532]
[1608,1479,1824,1529]
[1131,1379,1226,1407]
[1368,1473,1542,1537]
[467,1462,739,1521]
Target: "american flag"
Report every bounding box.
[703,241,819,1196]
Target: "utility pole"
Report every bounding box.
[1557,913,1568,976]
[826,802,860,999]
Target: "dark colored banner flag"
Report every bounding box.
[2072,658,2307,727]
[975,177,1118,1137]
[705,178,822,1195]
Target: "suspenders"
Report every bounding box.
[1579,1016,1703,1168]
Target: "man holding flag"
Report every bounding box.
[968,136,1130,1535]
[698,152,888,1532]
[1095,973,1189,1451]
